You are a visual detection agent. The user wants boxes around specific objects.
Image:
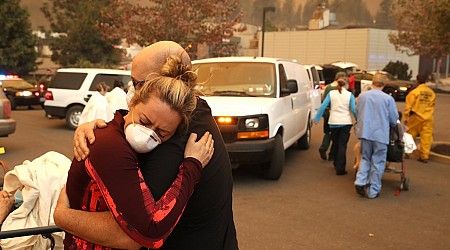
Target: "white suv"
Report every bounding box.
[44,68,131,129]
[193,57,320,180]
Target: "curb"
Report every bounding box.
[432,87,450,94]
[429,141,450,165]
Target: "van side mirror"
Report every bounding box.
[281,79,298,95]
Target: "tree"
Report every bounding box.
[0,0,38,75]
[383,61,412,80]
[329,0,372,27]
[281,0,295,29]
[389,0,450,80]
[374,0,396,29]
[100,0,243,51]
[293,3,303,27]
[302,0,323,25]
[251,0,277,27]
[41,0,122,68]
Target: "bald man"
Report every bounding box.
[354,72,398,199]
[55,41,238,250]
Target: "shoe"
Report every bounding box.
[417,158,428,163]
[355,185,366,197]
[367,193,379,199]
[336,171,347,176]
[319,149,327,160]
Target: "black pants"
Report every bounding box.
[330,125,352,174]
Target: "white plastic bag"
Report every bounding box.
[403,132,417,154]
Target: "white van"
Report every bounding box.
[193,57,320,180]
[44,68,131,129]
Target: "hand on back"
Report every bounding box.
[73,119,107,161]
[184,132,214,168]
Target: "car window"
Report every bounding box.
[310,67,320,88]
[50,72,87,90]
[1,79,34,89]
[89,74,132,91]
[279,64,288,95]
[193,62,276,97]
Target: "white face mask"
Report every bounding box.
[126,84,135,106]
[125,111,161,153]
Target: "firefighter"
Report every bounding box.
[402,74,436,163]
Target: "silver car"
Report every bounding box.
[0,87,16,137]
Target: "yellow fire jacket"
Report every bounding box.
[403,84,436,122]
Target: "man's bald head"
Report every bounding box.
[131,41,191,82]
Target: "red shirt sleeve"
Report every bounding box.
[87,124,202,249]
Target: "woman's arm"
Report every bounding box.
[314,94,331,123]
[54,189,141,249]
[87,132,212,248]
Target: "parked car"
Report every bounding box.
[354,71,415,100]
[192,57,321,180]
[0,75,44,110]
[44,68,131,129]
[321,61,360,85]
[0,87,16,137]
[315,65,326,90]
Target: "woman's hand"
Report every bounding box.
[184,132,214,168]
[73,119,107,161]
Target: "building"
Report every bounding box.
[258,28,419,76]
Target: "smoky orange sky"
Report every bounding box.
[21,0,382,30]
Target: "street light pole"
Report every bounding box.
[261,6,275,57]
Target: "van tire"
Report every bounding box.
[262,134,284,180]
[297,120,311,150]
[66,105,84,130]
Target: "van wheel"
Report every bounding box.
[297,120,311,150]
[7,96,16,110]
[66,105,84,130]
[262,134,284,180]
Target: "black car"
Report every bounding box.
[0,77,45,109]
[353,71,415,100]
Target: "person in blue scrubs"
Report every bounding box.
[354,72,399,199]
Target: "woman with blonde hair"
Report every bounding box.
[59,55,214,249]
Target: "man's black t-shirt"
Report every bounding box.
[138,98,238,250]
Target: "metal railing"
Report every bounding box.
[0,226,62,249]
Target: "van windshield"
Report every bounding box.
[193,62,276,97]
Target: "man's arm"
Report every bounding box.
[54,187,141,249]
[403,91,416,124]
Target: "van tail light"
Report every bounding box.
[4,100,11,118]
[45,90,54,100]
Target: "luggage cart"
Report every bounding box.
[384,160,410,191]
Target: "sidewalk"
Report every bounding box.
[426,77,450,94]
